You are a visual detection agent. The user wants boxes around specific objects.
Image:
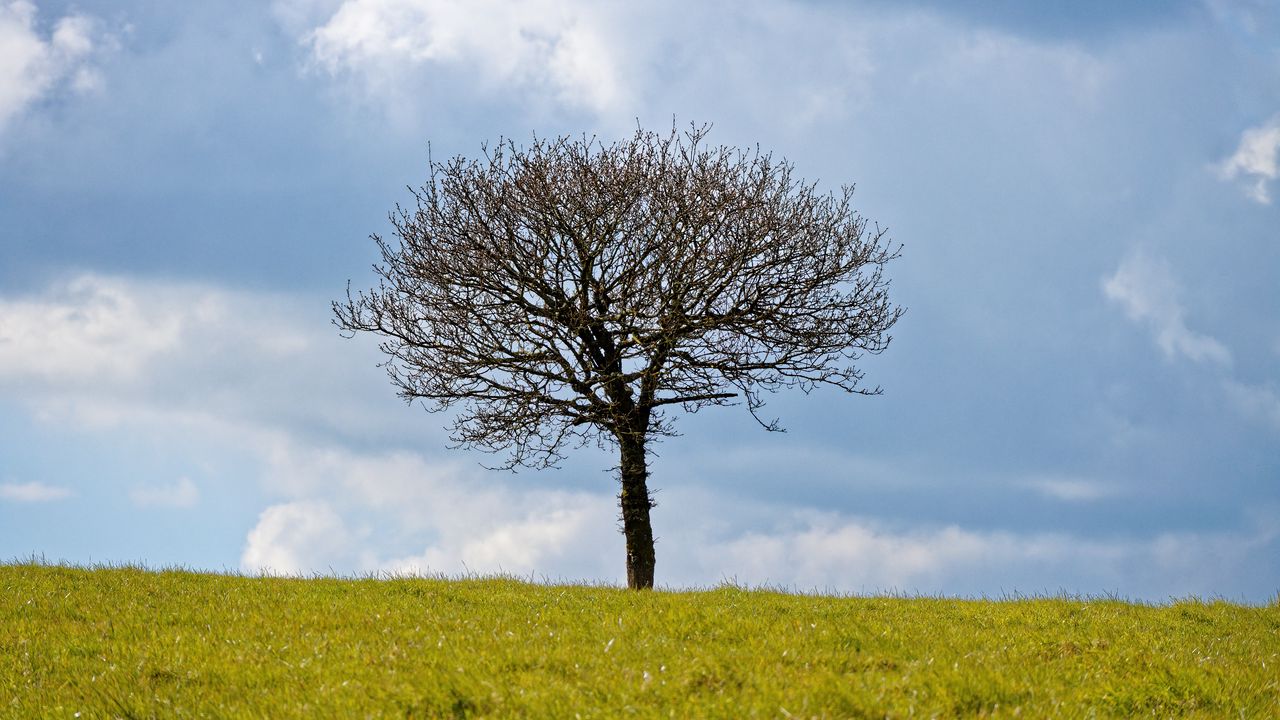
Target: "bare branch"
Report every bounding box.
[336,124,903,468]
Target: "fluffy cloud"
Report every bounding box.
[242,500,368,574]
[0,1,103,133]
[0,480,73,502]
[237,489,614,580]
[0,273,389,442]
[129,477,200,509]
[1103,250,1231,365]
[700,519,1002,591]
[239,461,1280,598]
[1102,253,1280,437]
[273,0,890,133]
[410,505,601,573]
[285,0,625,114]
[0,275,183,384]
[275,0,1134,148]
[674,509,1279,597]
[1218,114,1280,204]
[243,438,620,579]
[236,433,1275,598]
[0,273,618,578]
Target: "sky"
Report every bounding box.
[1,0,1278,601]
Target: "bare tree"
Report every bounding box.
[334,125,903,590]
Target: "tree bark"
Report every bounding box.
[618,430,656,590]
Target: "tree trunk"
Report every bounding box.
[618,431,656,590]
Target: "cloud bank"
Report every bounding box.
[2,274,1273,598]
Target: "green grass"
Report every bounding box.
[2,563,1277,718]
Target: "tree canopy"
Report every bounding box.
[335,125,903,588]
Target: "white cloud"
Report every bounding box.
[0,480,73,502]
[1103,250,1231,365]
[1101,254,1280,437]
[288,0,625,114]
[273,0,889,133]
[242,500,366,574]
[0,275,183,384]
[274,0,1122,153]
[0,275,620,578]
[247,438,620,578]
[671,508,1279,597]
[238,473,610,578]
[1218,114,1280,204]
[385,504,607,576]
[129,477,200,509]
[0,1,103,133]
[700,519,1003,591]
[0,273,393,442]
[236,440,1279,598]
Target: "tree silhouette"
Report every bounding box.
[335,125,903,589]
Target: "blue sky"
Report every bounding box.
[1,0,1277,601]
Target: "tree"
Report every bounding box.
[334,125,903,590]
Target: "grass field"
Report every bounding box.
[2,563,1277,718]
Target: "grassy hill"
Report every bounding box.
[2,563,1277,718]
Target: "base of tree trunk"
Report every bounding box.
[619,435,656,590]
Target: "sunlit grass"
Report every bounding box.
[2,562,1277,718]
